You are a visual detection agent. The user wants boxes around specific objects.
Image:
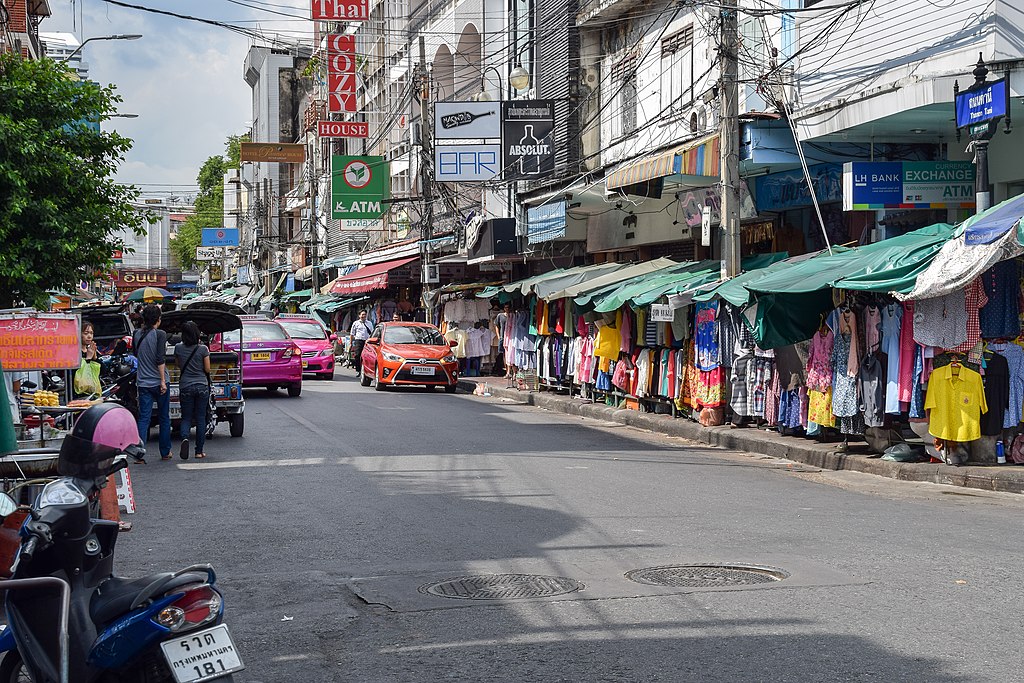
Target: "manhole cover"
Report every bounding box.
[418,573,584,600]
[625,564,788,588]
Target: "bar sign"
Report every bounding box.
[318,120,369,138]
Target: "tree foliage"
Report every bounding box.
[169,134,248,270]
[0,54,146,308]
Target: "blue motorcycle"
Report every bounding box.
[0,402,243,683]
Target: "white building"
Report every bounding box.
[40,32,88,80]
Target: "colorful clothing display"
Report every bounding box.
[694,301,720,371]
[979,260,1022,339]
[924,363,988,442]
[880,303,902,413]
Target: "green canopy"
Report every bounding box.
[280,288,313,302]
[589,261,717,312]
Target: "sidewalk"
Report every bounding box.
[457,378,1024,495]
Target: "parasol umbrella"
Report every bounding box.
[124,286,174,303]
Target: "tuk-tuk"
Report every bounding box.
[159,305,245,437]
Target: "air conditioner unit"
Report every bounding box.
[422,263,440,284]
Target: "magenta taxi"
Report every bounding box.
[222,316,303,397]
[275,314,337,380]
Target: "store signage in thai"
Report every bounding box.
[435,145,501,182]
[318,120,368,138]
[502,100,556,179]
[955,77,1009,129]
[527,200,566,244]
[754,164,842,212]
[311,0,368,20]
[115,269,168,289]
[331,155,389,219]
[239,142,305,164]
[434,102,501,139]
[326,34,357,113]
[842,161,976,210]
[0,313,82,371]
[202,228,239,247]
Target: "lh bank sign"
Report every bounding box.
[842,161,976,210]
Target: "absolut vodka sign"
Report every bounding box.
[502,100,556,179]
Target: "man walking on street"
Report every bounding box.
[350,310,373,374]
[133,304,171,461]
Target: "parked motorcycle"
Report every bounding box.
[0,403,244,683]
[98,340,139,419]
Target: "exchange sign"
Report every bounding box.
[202,228,240,247]
[331,155,389,220]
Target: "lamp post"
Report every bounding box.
[60,34,142,62]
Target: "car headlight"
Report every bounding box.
[441,354,457,364]
[320,349,332,356]
[382,351,404,362]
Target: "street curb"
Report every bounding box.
[458,379,1024,495]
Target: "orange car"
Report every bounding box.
[359,322,459,392]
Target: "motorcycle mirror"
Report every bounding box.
[0,492,17,519]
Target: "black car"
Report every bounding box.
[71,304,134,355]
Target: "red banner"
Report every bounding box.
[318,121,369,138]
[0,314,82,371]
[311,0,368,21]
[115,269,167,290]
[326,34,357,114]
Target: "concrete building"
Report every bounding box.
[39,31,88,80]
[2,0,51,58]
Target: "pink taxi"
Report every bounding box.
[275,314,337,380]
[222,316,303,397]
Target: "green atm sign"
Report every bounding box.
[331,155,389,219]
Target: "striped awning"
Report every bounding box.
[606,134,720,191]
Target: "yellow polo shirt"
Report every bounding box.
[925,364,988,442]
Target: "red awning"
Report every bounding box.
[326,256,418,295]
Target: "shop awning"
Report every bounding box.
[532,263,625,299]
[322,256,417,296]
[588,261,709,312]
[963,192,1024,245]
[562,258,678,304]
[280,288,313,302]
[606,135,720,191]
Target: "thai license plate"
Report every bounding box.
[169,407,181,420]
[411,366,435,376]
[249,352,271,362]
[170,386,179,398]
[160,624,245,683]
[301,360,308,368]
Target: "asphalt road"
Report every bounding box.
[120,370,1024,682]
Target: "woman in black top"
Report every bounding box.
[174,321,211,460]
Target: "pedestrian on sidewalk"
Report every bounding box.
[350,310,373,374]
[132,304,171,460]
[174,320,211,460]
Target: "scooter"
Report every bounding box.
[98,341,139,419]
[0,454,243,682]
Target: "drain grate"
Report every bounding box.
[418,573,584,600]
[625,564,788,588]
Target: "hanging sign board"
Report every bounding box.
[331,155,389,219]
[327,34,357,114]
[955,77,1009,129]
[701,205,712,247]
[842,161,975,210]
[318,120,368,138]
[650,304,674,322]
[239,142,305,164]
[195,247,223,261]
[202,228,239,247]
[435,145,501,182]
[0,313,82,371]
[502,100,556,179]
[434,102,501,139]
[311,0,368,20]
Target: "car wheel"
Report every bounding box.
[229,413,244,437]
[444,384,457,394]
[287,384,302,397]
[359,367,372,387]
[374,368,387,391]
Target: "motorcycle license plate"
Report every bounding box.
[160,624,245,682]
[249,352,271,361]
[411,366,435,376]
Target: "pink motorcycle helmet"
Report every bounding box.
[59,403,142,477]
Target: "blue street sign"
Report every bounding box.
[201,228,239,247]
[955,77,1009,129]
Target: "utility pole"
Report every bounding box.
[719,0,741,278]
[417,36,434,290]
[309,139,320,294]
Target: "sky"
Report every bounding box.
[44,0,310,201]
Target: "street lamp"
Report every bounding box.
[473,65,530,102]
[61,34,142,62]
[509,64,531,91]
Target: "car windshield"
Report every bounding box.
[383,325,445,346]
[86,316,130,338]
[279,321,326,340]
[223,323,288,344]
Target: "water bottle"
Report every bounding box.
[996,440,1006,464]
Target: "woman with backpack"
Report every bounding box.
[174,320,211,460]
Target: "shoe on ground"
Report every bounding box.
[180,438,190,460]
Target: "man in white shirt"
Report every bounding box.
[349,310,374,373]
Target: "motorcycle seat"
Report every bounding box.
[90,572,209,627]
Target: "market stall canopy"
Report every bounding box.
[322,257,417,296]
[532,263,625,300]
[589,261,716,313]
[280,288,313,302]
[903,195,1024,300]
[565,258,678,305]
[693,251,825,307]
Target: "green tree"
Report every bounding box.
[0,54,146,308]
[225,134,249,169]
[170,155,225,270]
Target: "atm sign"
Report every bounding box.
[317,121,369,138]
